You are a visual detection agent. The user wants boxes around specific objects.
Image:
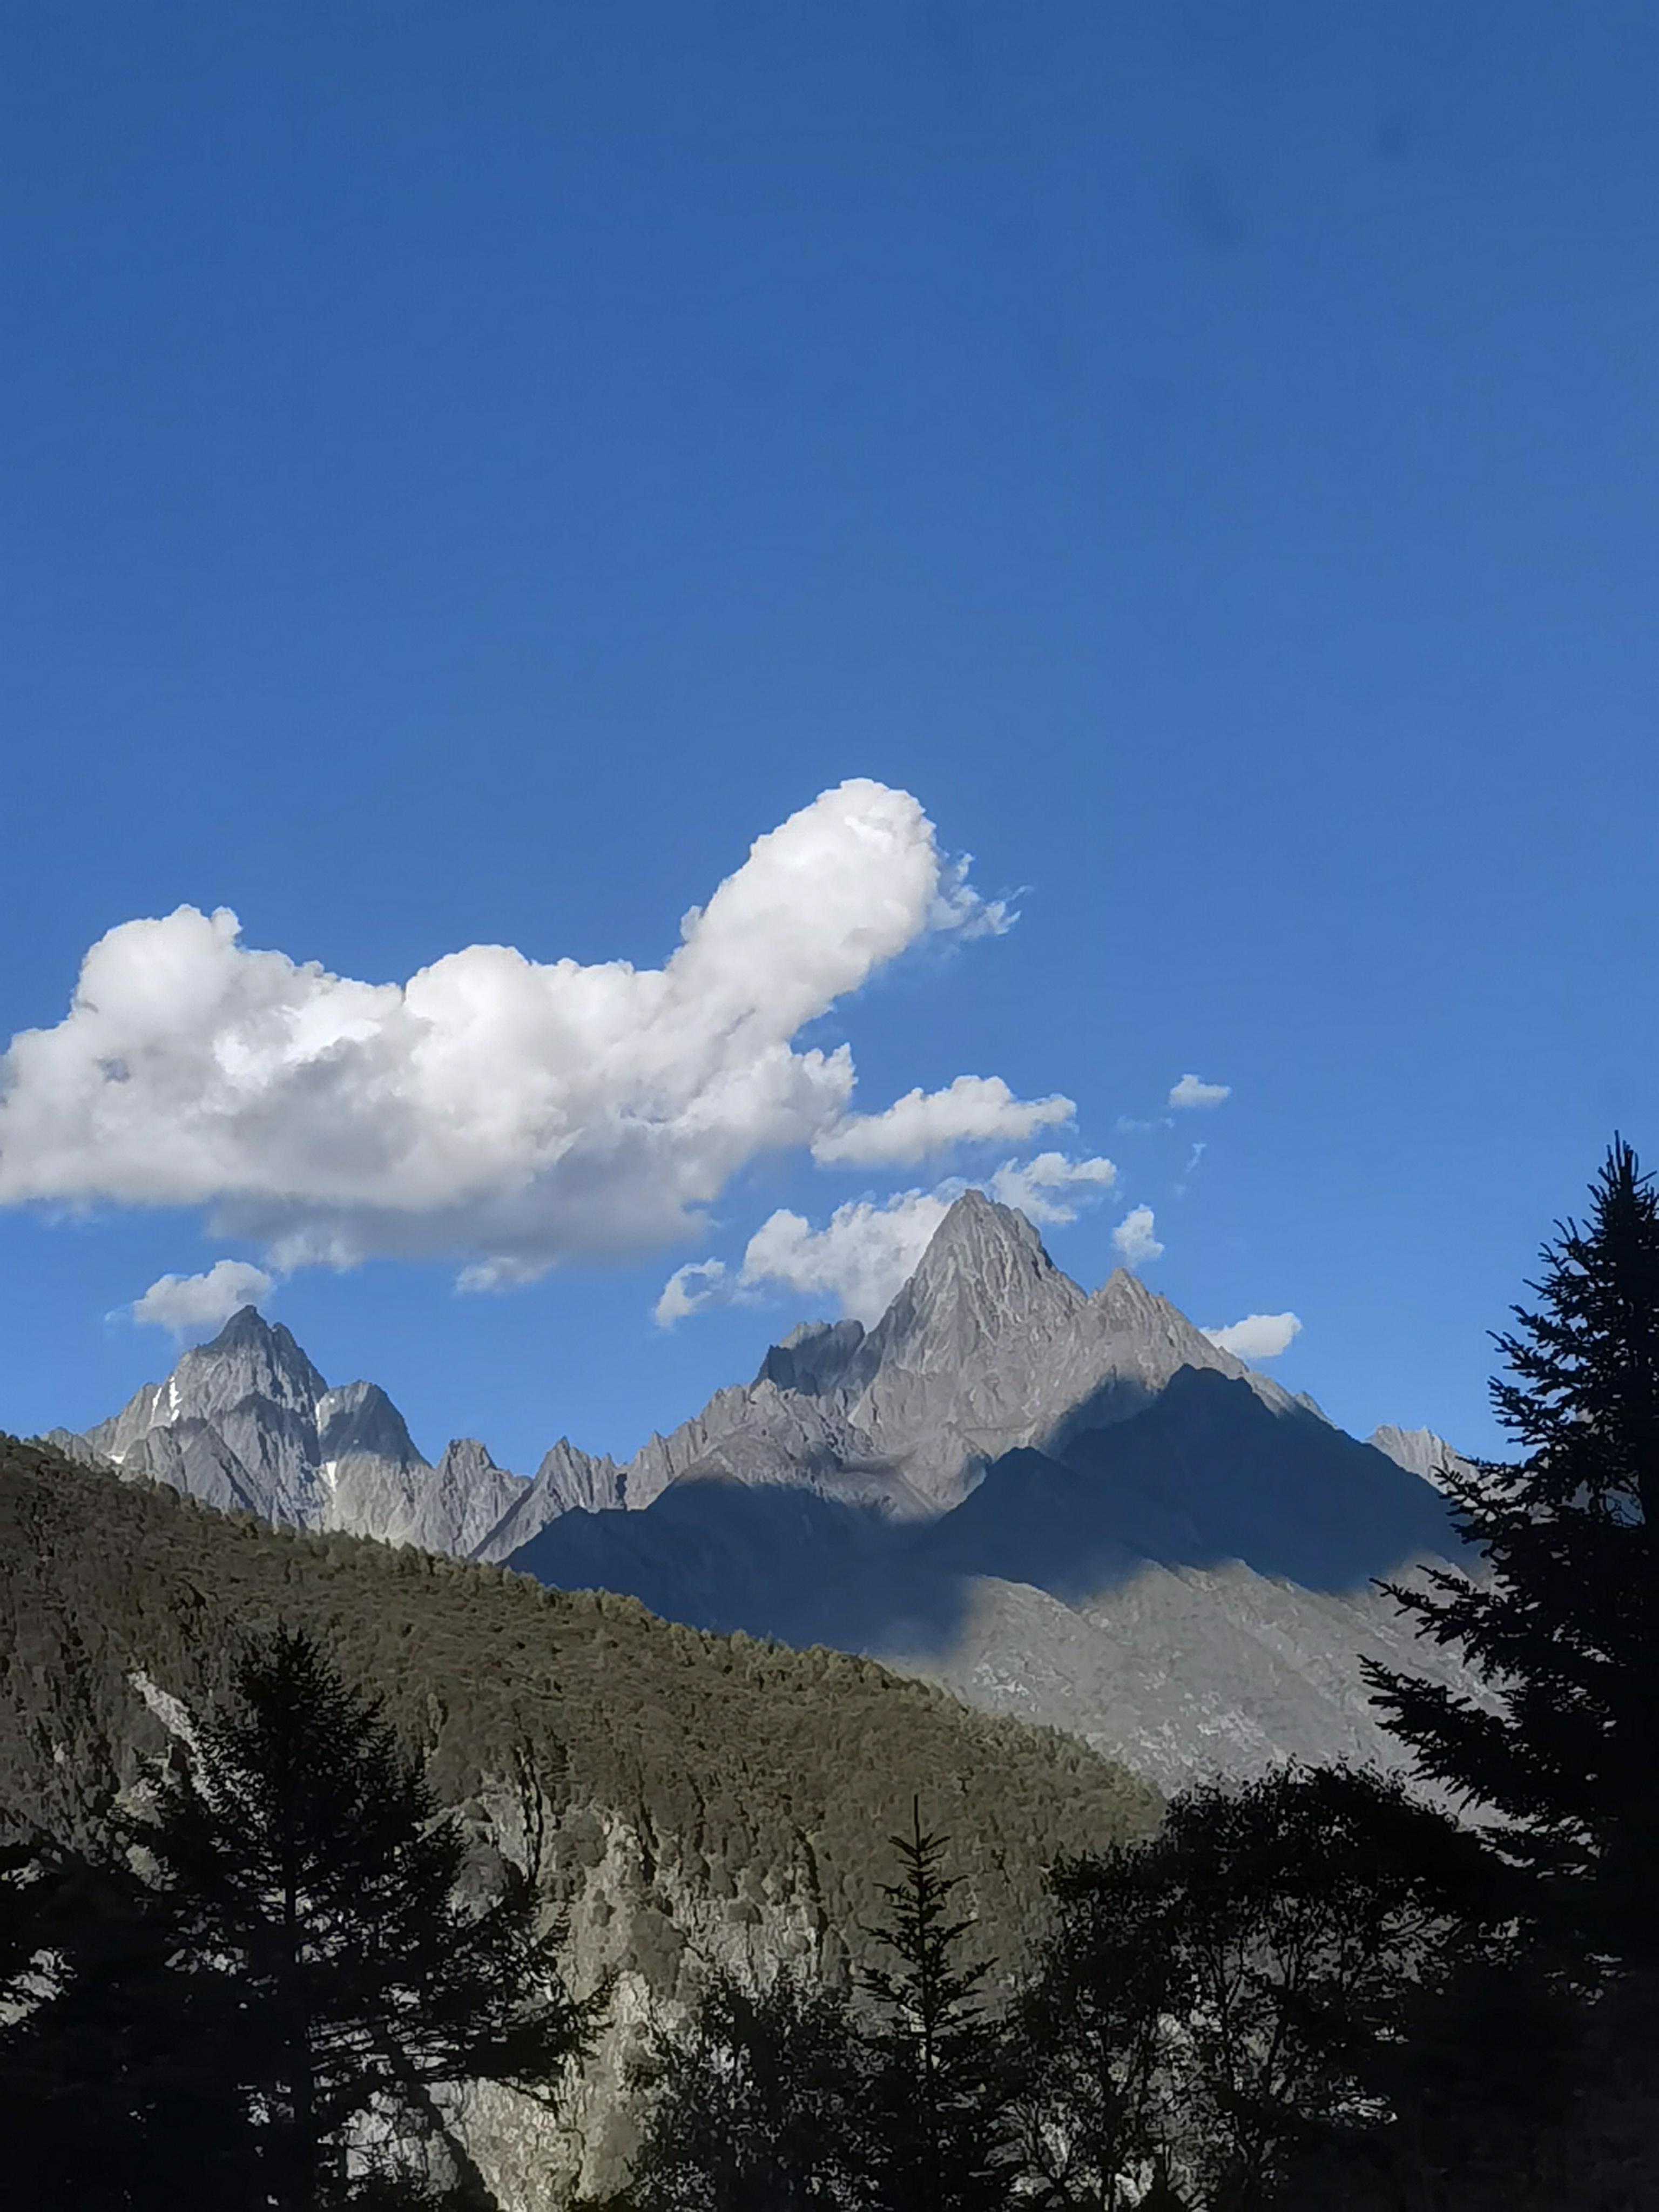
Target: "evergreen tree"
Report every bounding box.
[629,1964,875,2211]
[861,1802,1015,2212]
[1365,1138,1659,1963]
[141,1625,599,2211]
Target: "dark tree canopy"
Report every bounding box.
[628,1964,875,2212]
[1014,1766,1496,2212]
[1366,1139,1659,1957]
[0,1838,259,2209]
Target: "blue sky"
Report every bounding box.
[3,2,1656,1473]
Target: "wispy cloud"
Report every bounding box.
[653,1259,729,1327]
[658,1189,955,1328]
[987,1151,1117,1225]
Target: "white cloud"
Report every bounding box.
[657,1147,1121,1328]
[1203,1311,1303,1362]
[130,1259,274,1334]
[736,1190,955,1326]
[656,1188,955,1330]
[1169,1073,1231,1110]
[986,1151,1117,1225]
[0,782,1013,1286]
[1112,1205,1164,1267]
[812,1074,1073,1167]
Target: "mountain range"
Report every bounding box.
[46,1191,1483,1790]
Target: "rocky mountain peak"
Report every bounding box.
[1090,1268,1237,1368]
[316,1381,424,1471]
[917,1186,1046,1273]
[1370,1424,1475,1493]
[172,1306,328,1426]
[856,1192,1083,1380]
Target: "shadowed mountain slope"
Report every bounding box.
[508,1364,1473,1790]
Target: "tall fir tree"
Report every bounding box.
[861,1802,1015,2212]
[142,1625,599,2211]
[1365,1139,1659,1964]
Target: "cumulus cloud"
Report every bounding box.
[1203,1311,1303,1362]
[130,1259,275,1334]
[986,1151,1117,1225]
[657,1146,1121,1328]
[1169,1073,1231,1110]
[738,1190,956,1325]
[1112,1205,1164,1267]
[659,1189,955,1328]
[811,1074,1073,1167]
[0,782,1015,1286]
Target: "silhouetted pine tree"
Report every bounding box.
[143,1625,599,2211]
[861,1803,1015,2212]
[1365,1138,1659,1964]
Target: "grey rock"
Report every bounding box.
[755,1319,866,1397]
[416,1440,529,1560]
[122,1418,262,1517]
[610,1194,1298,1523]
[313,1380,436,1546]
[901,1558,1499,1796]
[35,1427,113,1471]
[1370,1423,1478,1493]
[89,1307,333,1525]
[473,1439,627,1562]
[78,1309,449,1545]
[509,1276,1482,1791]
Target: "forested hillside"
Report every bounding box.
[0,1433,1156,1983]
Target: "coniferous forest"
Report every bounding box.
[5,1145,1659,2208]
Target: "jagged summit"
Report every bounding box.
[66,1304,530,1551]
[184,1305,326,1409]
[754,1318,866,1397]
[858,1192,1078,1372]
[207,1302,279,1347]
[55,1192,1331,1569]
[919,1185,1046,1265]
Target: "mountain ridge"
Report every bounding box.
[42,1192,1481,1788]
